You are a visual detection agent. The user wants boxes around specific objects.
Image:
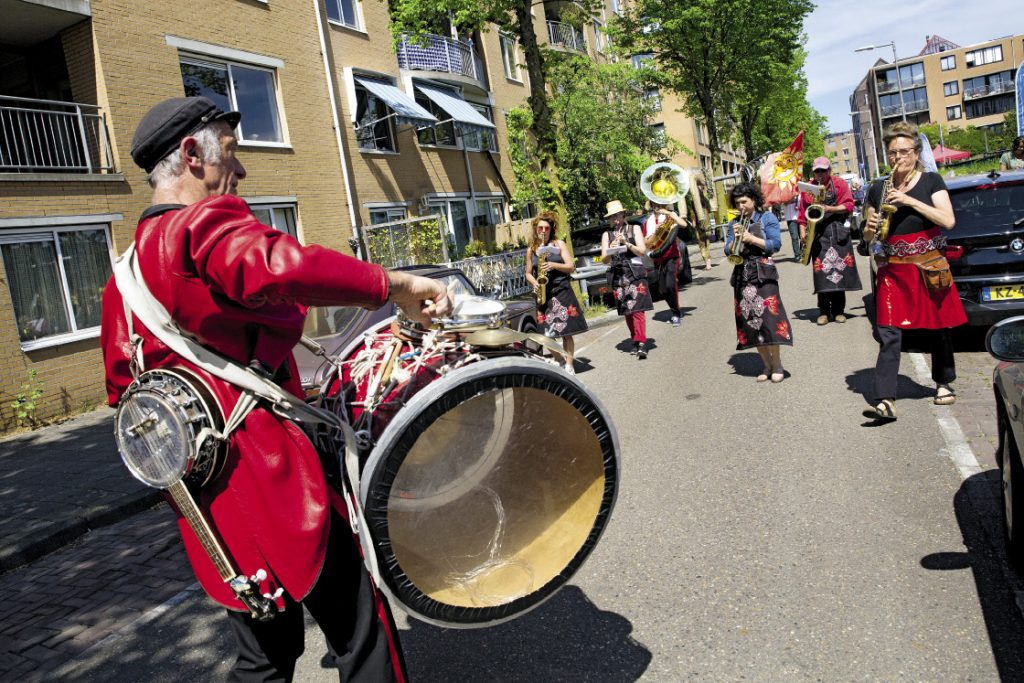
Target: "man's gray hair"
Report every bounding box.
[146,124,223,189]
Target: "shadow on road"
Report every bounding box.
[727,351,766,378]
[400,585,652,682]
[921,471,1024,680]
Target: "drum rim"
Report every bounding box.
[360,356,620,628]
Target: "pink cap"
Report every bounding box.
[812,156,831,171]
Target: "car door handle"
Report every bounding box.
[1012,402,1021,420]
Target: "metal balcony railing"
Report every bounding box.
[963,80,1016,100]
[449,249,532,299]
[547,20,586,52]
[0,95,115,174]
[876,80,900,94]
[396,34,478,81]
[880,99,929,118]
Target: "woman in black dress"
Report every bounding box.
[725,182,793,382]
[524,211,588,374]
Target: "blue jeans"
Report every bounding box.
[786,220,800,258]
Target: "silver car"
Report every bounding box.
[988,315,1024,567]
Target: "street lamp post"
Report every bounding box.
[855,41,906,123]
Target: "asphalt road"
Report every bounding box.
[38,249,1024,681]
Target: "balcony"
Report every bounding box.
[0,95,114,175]
[547,20,586,52]
[963,80,1016,101]
[396,34,482,84]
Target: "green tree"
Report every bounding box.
[610,0,813,213]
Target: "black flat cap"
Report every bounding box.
[131,96,241,172]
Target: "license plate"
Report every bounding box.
[590,255,604,265]
[982,285,1024,301]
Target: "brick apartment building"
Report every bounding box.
[0,0,737,427]
[850,32,1024,178]
[824,130,860,178]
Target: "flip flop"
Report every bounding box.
[862,399,897,422]
[934,386,956,405]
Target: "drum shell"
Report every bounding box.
[342,345,619,628]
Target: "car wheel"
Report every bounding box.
[1000,409,1024,569]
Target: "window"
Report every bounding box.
[368,207,407,225]
[940,55,956,71]
[696,124,706,145]
[593,21,604,52]
[354,79,397,152]
[500,33,520,81]
[610,0,620,14]
[464,104,497,152]
[644,88,662,112]
[946,105,962,120]
[180,57,283,144]
[247,200,298,238]
[650,123,666,148]
[0,225,113,349]
[965,45,1002,67]
[943,80,959,96]
[325,0,359,29]
[632,53,654,70]
[963,69,1014,99]
[415,89,458,147]
[965,93,1014,119]
[898,62,925,87]
[475,199,504,226]
[428,200,470,255]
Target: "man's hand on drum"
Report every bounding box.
[387,271,453,325]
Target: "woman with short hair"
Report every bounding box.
[1000,136,1024,171]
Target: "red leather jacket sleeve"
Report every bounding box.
[186,195,389,309]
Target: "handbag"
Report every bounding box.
[915,252,952,291]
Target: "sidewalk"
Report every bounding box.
[0,407,158,573]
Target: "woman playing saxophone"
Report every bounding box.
[524,211,588,374]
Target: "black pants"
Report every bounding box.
[873,326,956,402]
[225,515,404,683]
[817,291,846,318]
[655,256,680,316]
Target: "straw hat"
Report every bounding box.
[604,200,626,217]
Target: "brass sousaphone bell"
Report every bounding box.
[639,162,690,251]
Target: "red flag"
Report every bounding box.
[760,130,804,206]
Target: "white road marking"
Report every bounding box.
[909,352,984,479]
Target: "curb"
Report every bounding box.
[0,490,162,574]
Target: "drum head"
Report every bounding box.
[360,358,618,628]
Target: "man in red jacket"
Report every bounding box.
[102,96,452,682]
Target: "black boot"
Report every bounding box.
[637,342,647,360]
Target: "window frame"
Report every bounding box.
[414,88,459,149]
[592,20,605,53]
[368,206,409,225]
[943,80,959,96]
[463,103,497,152]
[353,76,399,154]
[499,33,521,82]
[0,222,115,351]
[246,198,300,239]
[178,54,287,147]
[946,105,962,120]
[940,55,956,71]
[965,45,1003,67]
[324,0,362,30]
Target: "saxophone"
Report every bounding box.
[876,174,896,242]
[800,185,826,266]
[727,213,752,265]
[536,247,548,306]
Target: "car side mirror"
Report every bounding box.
[986,315,1024,362]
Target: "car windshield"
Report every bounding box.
[438,273,478,297]
[949,178,1024,238]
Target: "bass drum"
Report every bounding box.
[326,321,619,628]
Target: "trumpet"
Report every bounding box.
[727,212,752,265]
[800,185,826,266]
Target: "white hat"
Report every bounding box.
[604,200,626,218]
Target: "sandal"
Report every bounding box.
[934,385,956,405]
[862,399,897,422]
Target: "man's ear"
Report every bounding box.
[180,136,203,169]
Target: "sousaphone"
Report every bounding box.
[639,161,690,251]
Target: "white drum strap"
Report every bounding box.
[113,244,343,433]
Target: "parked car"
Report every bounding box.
[987,315,1024,567]
[569,217,693,307]
[945,170,1024,326]
[294,265,539,393]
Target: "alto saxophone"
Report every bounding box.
[876,174,896,242]
[536,247,548,306]
[727,213,752,265]
[800,186,826,266]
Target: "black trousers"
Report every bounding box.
[873,325,956,402]
[225,515,405,683]
[654,255,680,316]
[817,291,846,318]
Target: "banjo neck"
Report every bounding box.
[167,480,235,581]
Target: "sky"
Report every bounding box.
[804,0,1022,133]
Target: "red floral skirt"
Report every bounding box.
[875,229,967,329]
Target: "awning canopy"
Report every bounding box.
[354,76,437,129]
[414,83,495,135]
[932,144,970,163]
